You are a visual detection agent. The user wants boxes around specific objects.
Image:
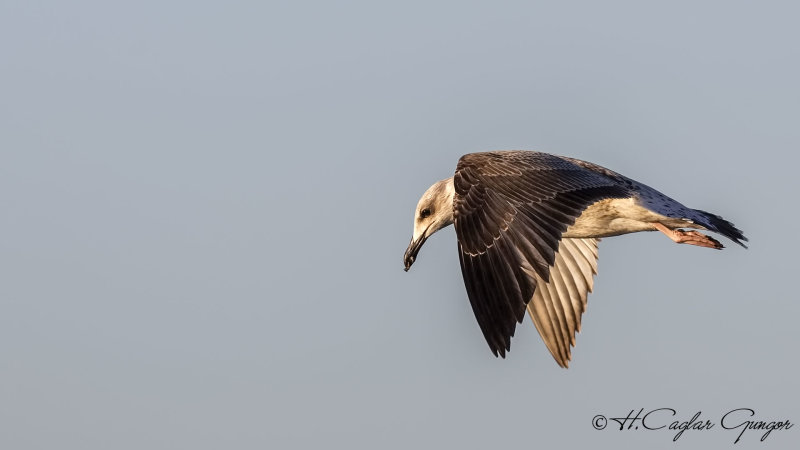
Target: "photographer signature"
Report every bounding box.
[592,408,792,443]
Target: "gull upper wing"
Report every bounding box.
[453,151,627,357]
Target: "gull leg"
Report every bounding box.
[652,222,723,249]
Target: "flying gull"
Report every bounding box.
[403,151,746,367]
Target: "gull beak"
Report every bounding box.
[403,234,428,271]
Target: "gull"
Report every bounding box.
[403,151,746,367]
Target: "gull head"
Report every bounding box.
[404,177,455,271]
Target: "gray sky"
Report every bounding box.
[2,1,798,449]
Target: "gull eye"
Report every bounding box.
[420,208,431,219]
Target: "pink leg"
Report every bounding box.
[652,223,723,249]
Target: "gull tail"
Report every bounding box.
[695,209,748,248]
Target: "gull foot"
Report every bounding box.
[652,223,723,249]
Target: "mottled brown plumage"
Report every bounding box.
[404,151,747,366]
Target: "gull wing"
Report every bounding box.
[453,151,626,357]
[524,238,599,367]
